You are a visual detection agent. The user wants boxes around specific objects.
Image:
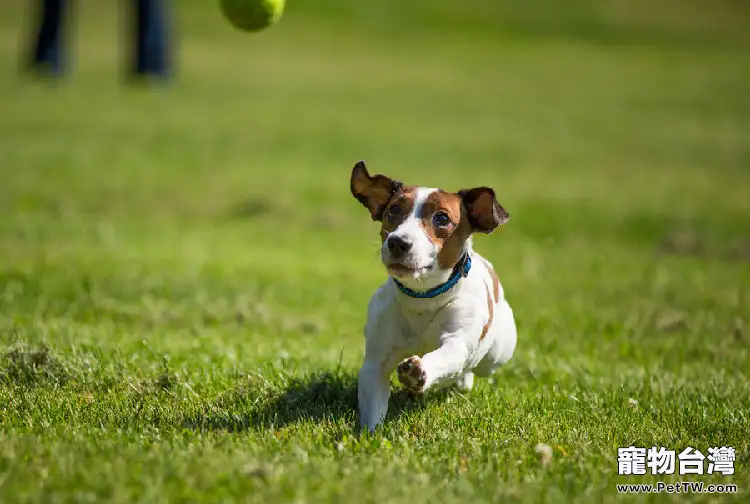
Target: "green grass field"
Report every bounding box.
[1,0,749,502]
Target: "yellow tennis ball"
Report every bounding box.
[220,0,285,33]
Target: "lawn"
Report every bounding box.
[0,0,749,502]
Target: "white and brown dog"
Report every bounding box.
[351,161,518,431]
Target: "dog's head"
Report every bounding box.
[350,160,509,281]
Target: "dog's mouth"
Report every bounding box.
[386,262,432,279]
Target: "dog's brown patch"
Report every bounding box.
[416,190,473,270]
[480,257,500,302]
[379,186,418,241]
[479,283,494,340]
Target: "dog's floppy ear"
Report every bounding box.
[458,187,509,233]
[350,160,403,221]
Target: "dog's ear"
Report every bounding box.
[350,161,403,221]
[458,187,509,233]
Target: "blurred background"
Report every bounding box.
[0,0,748,372]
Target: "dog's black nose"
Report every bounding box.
[387,236,412,257]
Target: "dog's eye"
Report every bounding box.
[387,204,401,221]
[433,211,451,227]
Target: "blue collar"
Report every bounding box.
[392,253,472,299]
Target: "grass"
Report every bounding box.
[1,0,749,502]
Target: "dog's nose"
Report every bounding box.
[387,236,412,257]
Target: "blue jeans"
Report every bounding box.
[29,0,172,77]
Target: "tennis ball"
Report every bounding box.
[220,0,285,33]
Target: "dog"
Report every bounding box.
[350,160,518,431]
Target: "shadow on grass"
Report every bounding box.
[182,369,438,433]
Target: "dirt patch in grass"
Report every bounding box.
[1,346,72,387]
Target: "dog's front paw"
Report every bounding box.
[397,356,427,394]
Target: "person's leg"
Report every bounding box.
[132,0,171,78]
[29,0,69,75]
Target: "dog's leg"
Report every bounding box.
[398,338,470,393]
[358,359,392,432]
[455,371,475,391]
